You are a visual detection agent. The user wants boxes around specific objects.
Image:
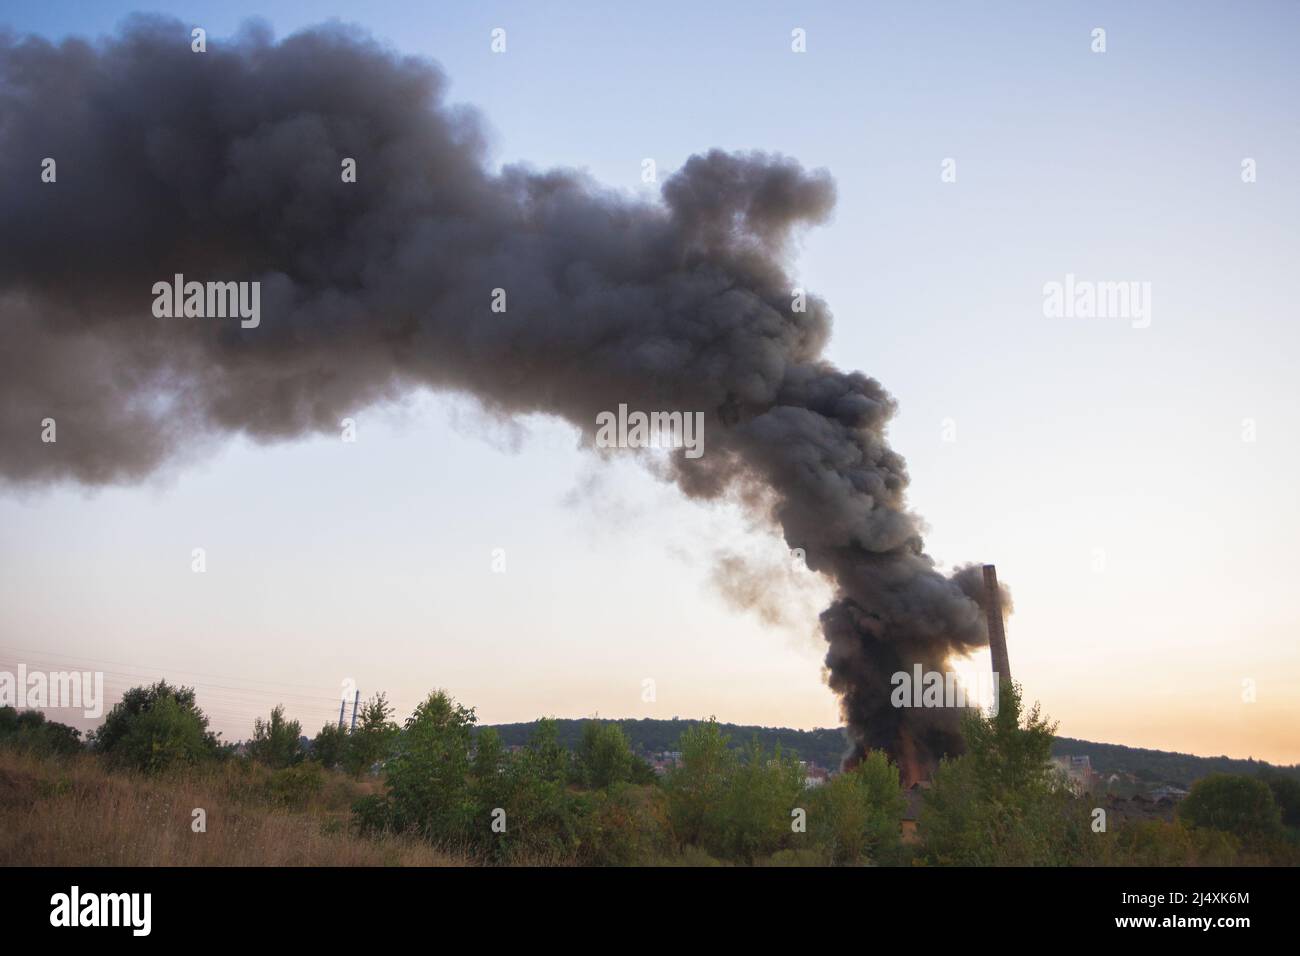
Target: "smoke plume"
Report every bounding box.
[0,18,1008,777]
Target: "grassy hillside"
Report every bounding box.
[483,718,1300,786]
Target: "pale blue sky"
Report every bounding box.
[2,1,1297,761]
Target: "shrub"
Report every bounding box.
[266,761,324,810]
[717,737,805,863]
[351,792,394,837]
[382,691,476,842]
[248,705,303,769]
[90,681,218,772]
[480,745,587,863]
[310,722,346,769]
[341,693,399,777]
[809,750,905,864]
[107,694,217,773]
[664,719,735,849]
[1179,774,1283,846]
[582,784,672,866]
[576,720,634,790]
[918,683,1092,866]
[0,707,82,757]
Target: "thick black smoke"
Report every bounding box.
[0,18,1007,775]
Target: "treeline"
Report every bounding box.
[0,706,82,756]
[4,684,1299,866]
[484,717,849,769]
[487,718,1300,788]
[1051,735,1300,786]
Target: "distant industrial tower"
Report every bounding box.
[982,564,1011,686]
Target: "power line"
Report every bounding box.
[0,643,351,701]
[0,644,419,732]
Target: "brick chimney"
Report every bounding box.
[982,564,1011,686]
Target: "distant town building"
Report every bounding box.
[800,760,830,788]
[1051,755,1099,794]
[648,750,683,776]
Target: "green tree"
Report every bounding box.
[1258,767,1300,830]
[811,750,906,864]
[90,681,218,772]
[0,707,83,756]
[464,720,595,863]
[628,754,657,785]
[310,722,346,769]
[469,726,509,838]
[248,704,303,768]
[266,761,325,810]
[1179,774,1282,845]
[382,690,477,842]
[489,745,587,863]
[112,694,216,773]
[665,718,735,849]
[919,682,1086,865]
[719,736,805,863]
[526,717,571,784]
[1114,819,1195,866]
[473,727,504,779]
[577,720,634,790]
[342,692,399,776]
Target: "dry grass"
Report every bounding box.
[0,749,469,866]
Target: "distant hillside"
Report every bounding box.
[1050,736,1300,787]
[482,718,1300,786]
[485,718,848,769]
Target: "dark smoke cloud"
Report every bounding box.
[0,18,1008,774]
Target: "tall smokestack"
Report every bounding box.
[982,564,1011,686]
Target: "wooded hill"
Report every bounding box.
[482,718,1300,787]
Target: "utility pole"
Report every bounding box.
[350,689,360,732]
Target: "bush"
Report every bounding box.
[351,792,393,837]
[381,691,476,843]
[809,750,906,864]
[0,707,82,757]
[717,737,805,863]
[576,720,634,790]
[665,719,735,849]
[918,684,1091,865]
[90,681,218,773]
[581,785,672,866]
[266,762,324,810]
[108,694,217,773]
[310,722,346,769]
[1258,767,1300,830]
[1110,818,1242,866]
[1179,774,1283,847]
[341,693,399,777]
[480,745,587,863]
[664,723,806,863]
[248,705,303,769]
